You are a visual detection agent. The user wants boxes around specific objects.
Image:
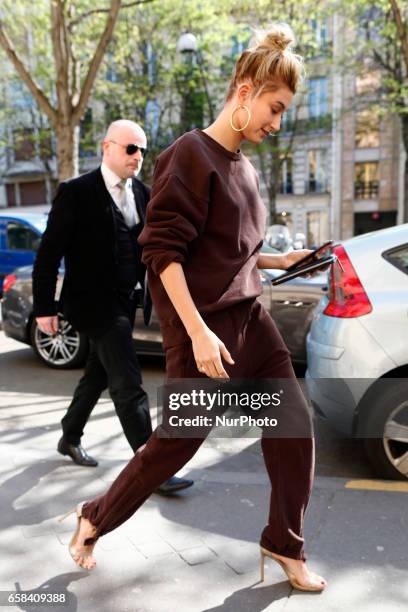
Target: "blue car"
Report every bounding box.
[0,210,48,295]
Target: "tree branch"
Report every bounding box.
[0,21,57,125]
[372,47,400,79]
[363,18,400,79]
[72,0,122,123]
[388,0,408,73]
[50,0,70,116]
[68,0,155,30]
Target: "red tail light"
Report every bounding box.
[3,274,17,294]
[323,244,372,317]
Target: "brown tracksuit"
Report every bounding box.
[81,129,314,561]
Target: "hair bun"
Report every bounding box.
[253,23,295,54]
[226,21,303,99]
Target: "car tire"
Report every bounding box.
[30,315,89,369]
[362,382,408,481]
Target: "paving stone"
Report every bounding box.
[178,546,218,566]
[133,538,175,559]
[160,531,205,552]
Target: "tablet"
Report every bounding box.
[271,254,336,286]
[285,240,334,272]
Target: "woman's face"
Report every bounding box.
[235,83,294,143]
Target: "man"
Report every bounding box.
[32,119,193,495]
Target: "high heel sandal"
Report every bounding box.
[260,547,326,592]
[58,502,96,570]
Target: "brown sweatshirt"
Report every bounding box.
[138,128,267,349]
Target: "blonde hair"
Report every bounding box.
[226,23,304,100]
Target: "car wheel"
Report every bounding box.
[362,382,408,481]
[30,315,89,369]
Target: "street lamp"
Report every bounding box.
[176,32,214,128]
[176,32,198,55]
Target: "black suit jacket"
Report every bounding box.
[32,167,152,334]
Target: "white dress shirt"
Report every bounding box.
[101,162,140,228]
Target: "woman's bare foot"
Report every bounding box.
[70,516,98,570]
[271,551,327,590]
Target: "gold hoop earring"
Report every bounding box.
[230,105,251,132]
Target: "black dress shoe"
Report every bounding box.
[155,475,194,496]
[57,437,98,467]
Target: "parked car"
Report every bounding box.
[1,242,327,368]
[0,209,48,295]
[306,224,408,480]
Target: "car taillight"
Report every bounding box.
[3,274,17,294]
[323,244,372,317]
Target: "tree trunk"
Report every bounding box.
[55,123,80,180]
[401,113,408,223]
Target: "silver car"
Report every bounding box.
[306,224,408,480]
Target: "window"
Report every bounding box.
[307,211,328,248]
[357,6,383,45]
[279,156,293,194]
[145,41,157,85]
[145,99,160,140]
[311,19,327,46]
[310,18,328,52]
[307,150,327,193]
[354,162,379,199]
[355,109,380,148]
[6,222,41,251]
[308,78,328,118]
[13,128,35,161]
[383,245,408,275]
[106,52,118,83]
[9,81,32,110]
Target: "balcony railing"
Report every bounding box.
[305,179,328,194]
[278,182,293,194]
[354,180,379,199]
[281,113,332,134]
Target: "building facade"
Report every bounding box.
[258,15,404,246]
[0,15,405,248]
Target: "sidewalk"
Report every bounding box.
[0,355,407,610]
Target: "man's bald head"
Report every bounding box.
[104,119,146,142]
[102,119,147,180]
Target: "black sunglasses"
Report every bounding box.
[109,139,147,157]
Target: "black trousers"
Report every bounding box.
[61,307,153,452]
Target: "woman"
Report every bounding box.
[60,23,327,592]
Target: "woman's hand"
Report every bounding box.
[189,325,235,379]
[282,249,313,270]
[282,249,331,278]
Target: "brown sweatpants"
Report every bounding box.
[82,298,315,561]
